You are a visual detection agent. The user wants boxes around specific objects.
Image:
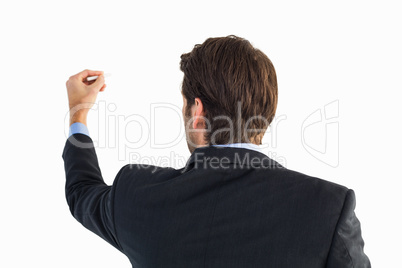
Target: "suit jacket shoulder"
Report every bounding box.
[64,138,370,267]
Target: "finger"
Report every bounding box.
[99,84,107,92]
[89,74,105,91]
[76,69,104,80]
[83,79,97,86]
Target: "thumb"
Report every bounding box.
[89,75,105,92]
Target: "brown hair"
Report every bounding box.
[180,35,278,145]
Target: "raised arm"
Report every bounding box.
[62,69,123,251]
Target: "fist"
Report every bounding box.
[66,69,106,111]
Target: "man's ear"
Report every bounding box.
[192,97,205,129]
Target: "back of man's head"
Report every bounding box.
[180,35,278,145]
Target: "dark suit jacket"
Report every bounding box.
[62,134,370,267]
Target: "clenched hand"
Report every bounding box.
[66,69,106,126]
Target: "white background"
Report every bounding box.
[1,0,400,267]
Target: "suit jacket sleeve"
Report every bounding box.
[62,133,126,252]
[326,189,371,268]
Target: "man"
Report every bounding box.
[63,35,370,267]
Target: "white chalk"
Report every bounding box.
[86,73,112,81]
